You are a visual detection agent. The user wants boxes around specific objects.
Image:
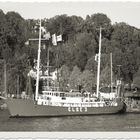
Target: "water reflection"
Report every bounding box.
[0,110,140,131]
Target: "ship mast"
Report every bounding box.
[110,52,113,93]
[35,20,42,101]
[4,60,7,97]
[96,27,102,98]
[0,59,7,97]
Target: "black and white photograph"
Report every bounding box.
[0,0,140,136]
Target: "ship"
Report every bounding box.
[0,21,126,117]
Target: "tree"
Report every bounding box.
[0,10,9,60]
[70,15,84,34]
[69,66,81,89]
[74,32,96,70]
[133,67,140,88]
[59,65,70,91]
[100,65,113,86]
[90,13,113,39]
[133,47,140,68]
[111,22,134,52]
[85,55,97,75]
[90,13,111,27]
[6,11,27,56]
[80,70,95,92]
[7,53,29,95]
[61,43,77,70]
[47,15,75,42]
[0,10,140,94]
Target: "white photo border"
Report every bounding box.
[0,0,140,139]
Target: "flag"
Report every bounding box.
[95,54,99,62]
[52,34,57,46]
[57,35,62,42]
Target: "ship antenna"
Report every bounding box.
[96,27,103,98]
[35,19,42,101]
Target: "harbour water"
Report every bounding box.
[0,109,140,131]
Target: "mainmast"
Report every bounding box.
[35,20,42,101]
[110,52,113,93]
[96,27,102,98]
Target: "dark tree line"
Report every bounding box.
[0,9,140,94]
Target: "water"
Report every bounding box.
[0,109,140,131]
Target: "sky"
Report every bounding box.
[0,1,140,28]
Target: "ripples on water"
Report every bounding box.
[0,109,140,131]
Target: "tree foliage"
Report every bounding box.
[80,70,95,92]
[69,66,82,89]
[59,65,70,91]
[0,9,140,94]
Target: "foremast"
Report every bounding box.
[35,20,42,101]
[96,27,102,98]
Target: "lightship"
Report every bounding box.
[0,20,126,117]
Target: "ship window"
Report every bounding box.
[56,93,58,96]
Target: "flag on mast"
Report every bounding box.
[52,34,57,46]
[57,35,62,42]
